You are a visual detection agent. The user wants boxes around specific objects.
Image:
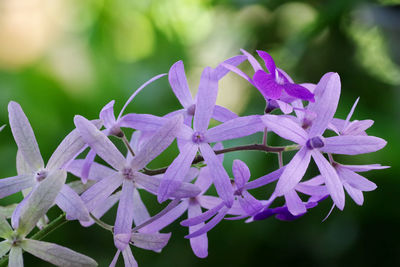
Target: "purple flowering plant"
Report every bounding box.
[0,49,387,266]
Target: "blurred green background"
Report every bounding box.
[1,0,399,266]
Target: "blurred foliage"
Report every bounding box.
[1,0,399,266]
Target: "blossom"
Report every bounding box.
[158,67,265,207]
[0,101,90,224]
[74,114,199,251]
[0,166,97,266]
[261,73,387,210]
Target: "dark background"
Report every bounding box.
[0,0,399,266]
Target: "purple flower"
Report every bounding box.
[74,114,200,251]
[0,102,91,225]
[158,67,265,207]
[261,73,387,210]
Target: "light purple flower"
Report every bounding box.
[261,73,387,210]
[74,114,199,251]
[158,67,265,207]
[0,101,91,225]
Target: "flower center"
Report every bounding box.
[109,125,124,138]
[35,170,48,182]
[192,132,205,144]
[306,136,325,150]
[121,167,135,180]
[275,70,285,85]
[187,104,196,116]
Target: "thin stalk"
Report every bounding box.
[122,135,135,157]
[90,214,114,232]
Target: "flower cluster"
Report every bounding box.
[0,50,387,266]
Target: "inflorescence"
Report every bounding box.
[0,49,388,266]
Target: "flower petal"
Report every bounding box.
[130,115,183,170]
[311,151,345,210]
[17,170,66,236]
[100,100,116,128]
[185,206,229,239]
[212,105,238,122]
[74,115,126,171]
[338,163,389,172]
[261,114,307,145]
[275,100,293,114]
[8,101,44,170]
[245,167,284,190]
[130,232,171,251]
[321,136,387,155]
[0,174,34,199]
[238,191,263,216]
[132,189,150,227]
[275,147,312,195]
[0,216,12,239]
[256,50,276,74]
[283,83,315,102]
[193,67,218,132]
[9,246,23,267]
[119,114,166,132]
[81,191,121,227]
[188,202,208,258]
[214,55,247,80]
[67,160,115,181]
[181,202,224,227]
[55,185,90,222]
[336,167,377,191]
[168,61,194,108]
[232,160,251,189]
[21,239,97,266]
[284,190,306,216]
[253,70,282,100]
[343,183,364,205]
[206,115,264,143]
[81,172,123,212]
[220,63,254,85]
[114,181,135,251]
[158,143,198,203]
[0,241,11,258]
[121,247,138,267]
[199,143,234,207]
[240,49,263,71]
[308,73,341,136]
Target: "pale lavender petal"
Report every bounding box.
[300,175,325,186]
[188,202,208,258]
[55,185,90,222]
[9,246,23,267]
[121,246,138,267]
[212,105,238,122]
[275,147,312,196]
[0,241,11,258]
[232,160,250,189]
[181,202,224,227]
[239,49,262,71]
[196,195,222,210]
[16,150,34,175]
[0,174,34,198]
[8,101,44,170]
[114,181,135,250]
[21,239,97,266]
[135,172,200,199]
[185,206,229,239]
[11,193,29,229]
[81,172,123,212]
[131,115,183,170]
[80,149,96,183]
[311,151,345,210]
[199,143,234,207]
[220,63,255,85]
[110,250,120,267]
[275,100,293,114]
[245,167,284,190]
[283,83,315,102]
[132,189,150,227]
[300,83,317,93]
[81,191,121,227]
[214,55,247,79]
[17,170,66,235]
[168,61,193,108]
[74,115,126,171]
[158,143,198,203]
[339,163,389,172]
[284,190,306,216]
[308,73,341,136]
[261,114,307,145]
[238,191,263,216]
[295,184,328,197]
[206,115,264,143]
[140,201,189,233]
[343,183,364,205]
[118,73,167,120]
[343,120,374,135]
[100,100,116,128]
[345,97,360,127]
[336,167,376,191]
[67,160,115,181]
[253,70,282,100]
[321,136,387,155]
[119,114,166,132]
[130,232,171,251]
[183,167,200,183]
[256,50,276,74]
[0,216,12,239]
[193,67,219,132]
